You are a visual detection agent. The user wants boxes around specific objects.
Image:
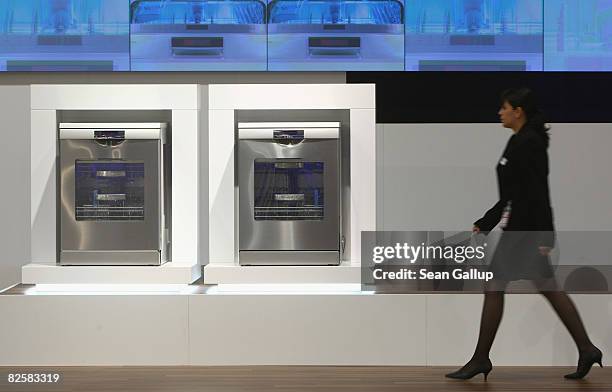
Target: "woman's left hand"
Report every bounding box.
[538,246,552,256]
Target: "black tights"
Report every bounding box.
[471,282,593,363]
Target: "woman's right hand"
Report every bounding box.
[472,225,481,234]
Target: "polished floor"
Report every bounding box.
[0,366,610,392]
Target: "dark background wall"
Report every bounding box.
[348,72,612,124]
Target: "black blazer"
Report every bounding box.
[474,124,555,247]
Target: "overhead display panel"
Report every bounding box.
[544,0,612,71]
[130,0,267,71]
[404,0,544,71]
[1,1,612,72]
[0,0,130,71]
[267,0,405,71]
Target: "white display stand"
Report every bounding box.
[205,84,376,284]
[23,85,201,284]
[2,291,610,366]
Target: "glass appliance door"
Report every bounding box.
[74,160,145,221]
[254,160,324,221]
[239,139,340,253]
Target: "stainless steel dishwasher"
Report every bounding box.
[59,123,169,265]
[238,122,341,265]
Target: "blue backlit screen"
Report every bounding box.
[130,0,266,71]
[267,0,405,71]
[0,0,130,71]
[544,0,612,71]
[0,0,612,71]
[405,0,544,71]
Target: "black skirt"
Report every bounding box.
[488,231,554,281]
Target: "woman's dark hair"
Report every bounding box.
[501,87,550,146]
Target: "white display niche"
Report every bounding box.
[206,84,376,284]
[23,84,201,285]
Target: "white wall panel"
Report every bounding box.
[349,109,377,264]
[549,124,612,230]
[378,123,507,231]
[0,86,30,291]
[208,109,236,263]
[0,295,189,366]
[199,86,210,266]
[189,294,426,365]
[0,292,609,365]
[31,85,199,110]
[378,123,612,232]
[209,84,375,110]
[30,110,57,265]
[171,110,199,263]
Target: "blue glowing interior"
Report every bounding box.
[0,0,129,35]
[404,0,543,35]
[131,0,266,25]
[268,0,403,25]
[254,160,325,221]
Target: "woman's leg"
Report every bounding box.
[445,280,507,379]
[472,280,507,361]
[536,279,593,351]
[536,279,602,379]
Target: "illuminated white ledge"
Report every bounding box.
[203,261,360,285]
[21,262,201,285]
[24,284,199,295]
[208,283,367,295]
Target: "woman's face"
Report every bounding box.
[498,101,522,129]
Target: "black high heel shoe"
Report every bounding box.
[564,346,603,379]
[445,358,493,381]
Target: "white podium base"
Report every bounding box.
[1,292,610,366]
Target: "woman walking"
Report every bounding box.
[445,88,603,381]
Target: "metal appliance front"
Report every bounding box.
[239,139,340,265]
[60,138,162,265]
